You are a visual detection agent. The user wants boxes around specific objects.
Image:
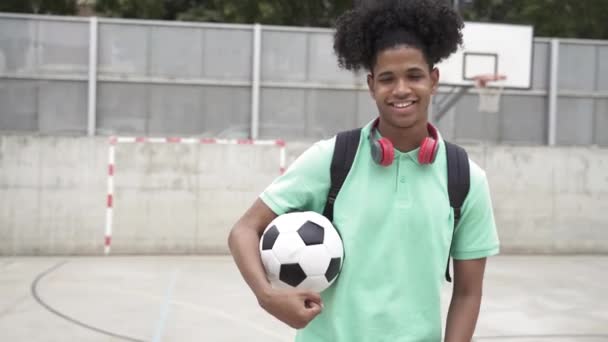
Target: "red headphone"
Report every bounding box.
[368,119,440,166]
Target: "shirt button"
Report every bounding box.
[400,176,406,183]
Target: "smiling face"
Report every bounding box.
[367,45,439,131]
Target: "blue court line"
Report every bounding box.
[152,270,179,342]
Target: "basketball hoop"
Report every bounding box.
[473,74,507,113]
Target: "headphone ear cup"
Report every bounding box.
[429,138,439,163]
[418,137,438,164]
[370,141,383,165]
[377,138,394,166]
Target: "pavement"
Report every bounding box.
[0,255,606,342]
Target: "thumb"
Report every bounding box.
[302,292,324,312]
[304,300,323,317]
[303,291,322,305]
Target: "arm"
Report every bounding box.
[227,198,323,329]
[446,166,499,341]
[444,257,486,342]
[227,198,278,301]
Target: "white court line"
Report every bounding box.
[151,270,178,342]
[102,286,290,341]
[0,260,15,270]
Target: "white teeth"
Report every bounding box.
[393,101,414,108]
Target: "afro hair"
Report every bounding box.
[333,0,464,72]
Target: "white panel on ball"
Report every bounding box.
[298,276,330,292]
[261,250,281,278]
[323,226,343,258]
[272,231,306,264]
[298,245,332,276]
[271,211,309,233]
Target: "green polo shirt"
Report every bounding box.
[260,120,499,341]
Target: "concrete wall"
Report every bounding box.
[1,135,607,255]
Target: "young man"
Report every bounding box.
[228,0,499,341]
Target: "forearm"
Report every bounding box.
[444,293,482,342]
[228,225,272,302]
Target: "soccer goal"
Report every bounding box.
[104,136,286,254]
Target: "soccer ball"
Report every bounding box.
[259,211,344,293]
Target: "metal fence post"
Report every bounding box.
[87,16,98,137]
[250,23,262,139]
[548,39,559,146]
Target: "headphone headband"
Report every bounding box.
[368,118,439,166]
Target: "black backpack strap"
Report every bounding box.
[322,128,361,222]
[444,141,470,282]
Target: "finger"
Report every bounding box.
[304,298,324,309]
[303,291,322,304]
[304,302,322,318]
[307,301,321,310]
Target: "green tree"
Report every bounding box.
[0,0,78,15]
[94,0,168,19]
[462,0,608,39]
[95,0,353,27]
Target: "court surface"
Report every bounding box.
[1,255,606,342]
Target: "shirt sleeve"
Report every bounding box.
[259,138,334,216]
[451,163,500,260]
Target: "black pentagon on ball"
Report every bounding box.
[297,221,324,246]
[279,263,307,287]
[261,225,279,250]
[325,257,342,282]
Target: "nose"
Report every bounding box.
[393,78,411,97]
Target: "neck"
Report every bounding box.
[376,119,429,152]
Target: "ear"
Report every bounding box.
[367,73,375,98]
[430,68,440,94]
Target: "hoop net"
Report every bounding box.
[473,74,507,113]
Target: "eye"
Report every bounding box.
[378,76,394,83]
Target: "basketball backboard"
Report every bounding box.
[436,22,534,89]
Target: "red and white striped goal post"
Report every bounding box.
[105,136,287,255]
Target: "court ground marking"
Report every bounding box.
[0,294,30,319]
[30,260,290,342]
[0,259,15,270]
[30,260,146,342]
[46,280,608,341]
[151,269,178,342]
[104,286,290,341]
[30,259,607,341]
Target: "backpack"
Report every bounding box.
[321,128,470,283]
